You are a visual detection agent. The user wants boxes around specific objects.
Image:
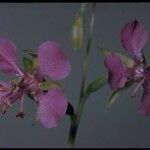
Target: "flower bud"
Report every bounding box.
[121,20,149,60]
[71,3,87,52]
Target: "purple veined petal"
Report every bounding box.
[37,88,68,128]
[104,53,128,90]
[121,20,149,60]
[38,41,71,80]
[0,39,23,76]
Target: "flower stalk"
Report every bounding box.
[67,3,96,148]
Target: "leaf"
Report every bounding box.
[86,74,108,95]
[71,3,87,52]
[100,48,135,68]
[23,57,34,74]
[40,80,63,91]
[66,102,75,116]
[108,80,135,107]
[32,108,39,126]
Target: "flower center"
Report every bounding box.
[0,73,42,114]
[134,64,144,81]
[20,73,41,96]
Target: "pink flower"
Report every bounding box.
[104,20,150,116]
[0,39,71,128]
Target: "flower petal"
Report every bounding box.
[38,41,71,80]
[0,39,22,75]
[139,90,150,116]
[37,88,68,128]
[121,20,148,60]
[104,53,127,90]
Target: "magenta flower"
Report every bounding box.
[104,20,150,116]
[0,39,71,128]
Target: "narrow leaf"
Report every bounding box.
[108,80,135,107]
[86,74,108,94]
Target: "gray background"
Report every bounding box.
[0,3,150,148]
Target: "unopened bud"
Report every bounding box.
[71,3,87,52]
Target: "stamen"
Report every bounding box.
[6,101,12,107]
[1,110,6,114]
[1,105,6,114]
[16,112,25,118]
[20,95,24,112]
[130,78,145,97]
[33,96,39,105]
[32,108,39,126]
[16,67,24,77]
[0,87,9,92]
[16,95,25,118]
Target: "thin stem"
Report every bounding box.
[80,2,96,98]
[67,3,96,148]
[67,94,89,148]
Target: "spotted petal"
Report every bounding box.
[104,53,127,90]
[38,41,71,80]
[121,20,149,61]
[37,88,68,128]
[0,39,22,75]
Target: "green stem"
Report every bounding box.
[67,94,89,148]
[67,3,96,148]
[80,3,96,98]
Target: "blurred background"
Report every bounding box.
[0,3,150,148]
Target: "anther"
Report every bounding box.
[16,111,25,118]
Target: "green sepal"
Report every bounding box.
[23,49,38,74]
[40,80,63,91]
[23,57,34,74]
[108,80,135,107]
[86,74,108,95]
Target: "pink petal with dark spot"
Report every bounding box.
[37,88,68,128]
[38,41,71,80]
[0,39,22,75]
[104,53,127,90]
[121,20,148,60]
